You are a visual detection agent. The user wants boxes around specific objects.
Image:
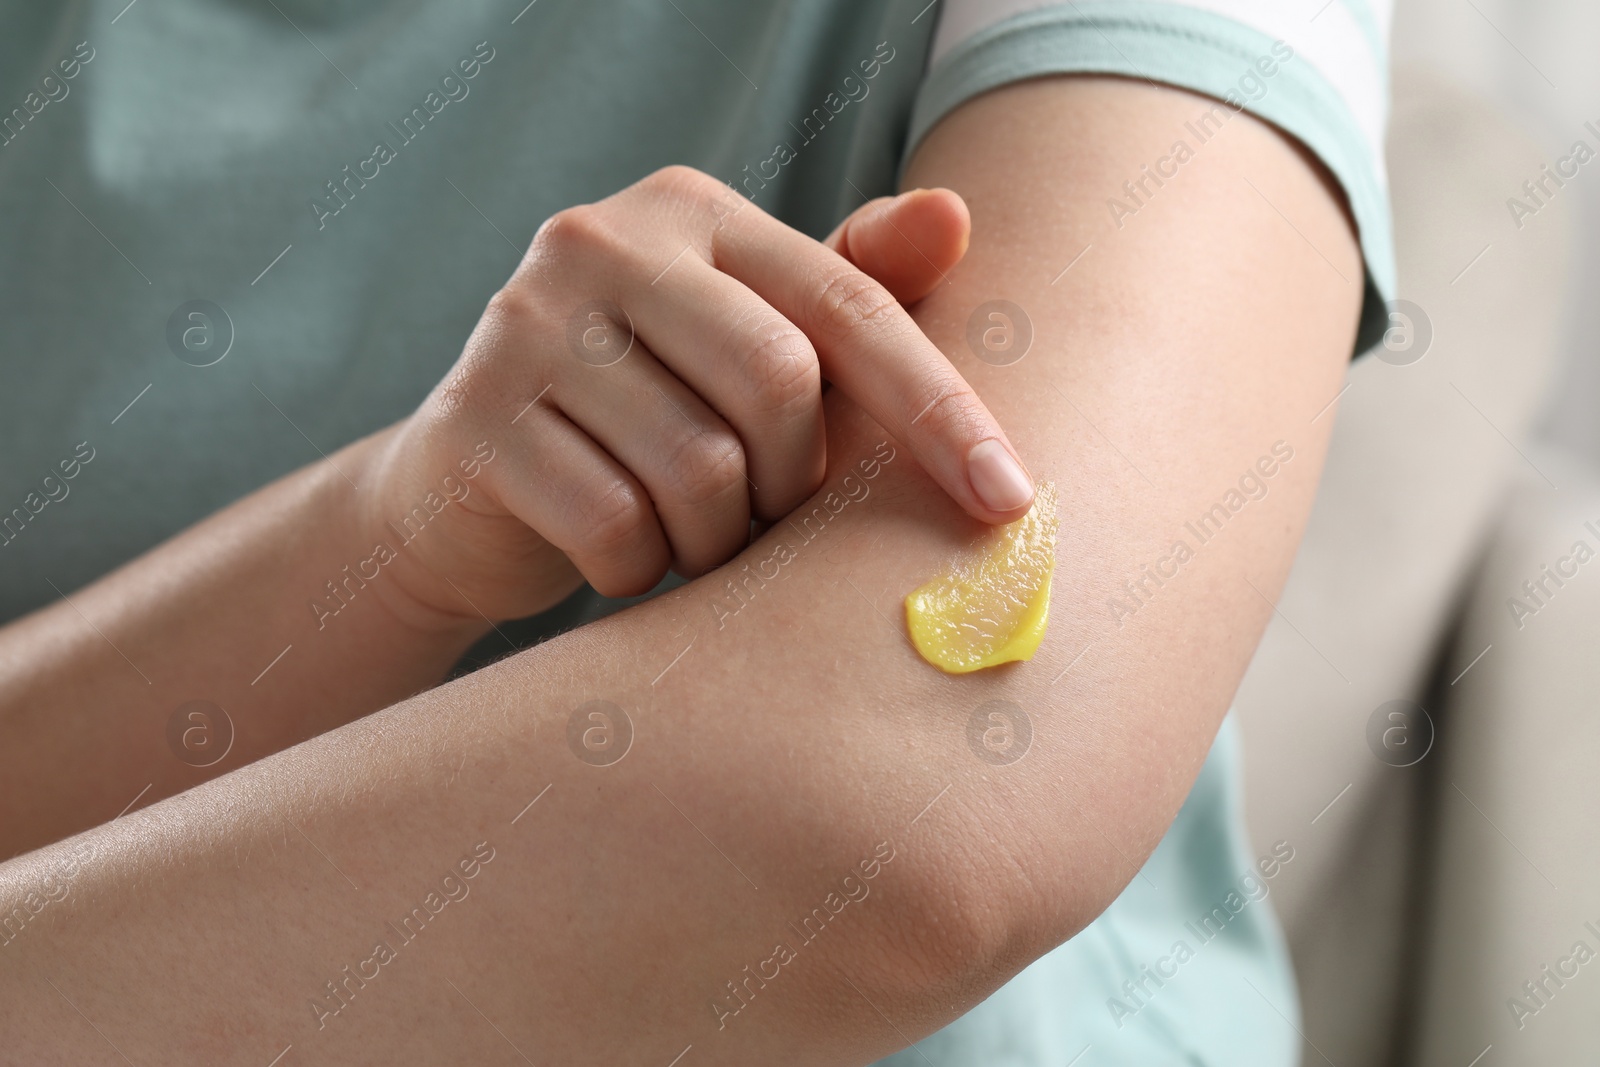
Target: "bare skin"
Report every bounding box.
[0,75,1360,1066]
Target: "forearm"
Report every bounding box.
[0,425,506,860]
[0,76,1361,1063]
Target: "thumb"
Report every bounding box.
[824,187,971,305]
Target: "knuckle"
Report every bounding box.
[734,312,819,418]
[481,285,537,334]
[530,203,614,263]
[578,477,648,553]
[642,164,721,202]
[636,165,741,243]
[664,430,745,508]
[814,268,902,340]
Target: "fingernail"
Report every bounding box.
[967,438,1034,513]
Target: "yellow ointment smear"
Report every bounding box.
[905,481,1060,674]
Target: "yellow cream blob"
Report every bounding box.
[905,481,1059,673]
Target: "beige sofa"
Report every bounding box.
[1232,68,1580,1064]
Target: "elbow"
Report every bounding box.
[835,770,1173,1029]
[832,819,1110,1035]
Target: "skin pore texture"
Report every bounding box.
[905,480,1061,673]
[0,75,1360,1066]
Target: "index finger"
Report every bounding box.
[710,199,1036,525]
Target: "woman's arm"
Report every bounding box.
[0,184,983,862]
[0,424,500,860]
[0,76,1360,1065]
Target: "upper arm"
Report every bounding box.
[875,70,1364,936]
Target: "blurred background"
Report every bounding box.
[1398,0,1600,464]
[1233,0,1600,1062]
